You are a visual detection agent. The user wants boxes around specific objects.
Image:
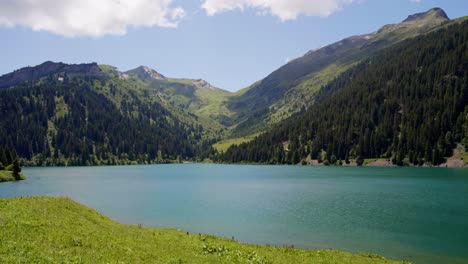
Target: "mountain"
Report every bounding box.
[0,61,103,90]
[226,8,451,136]
[217,19,468,166]
[0,61,234,165]
[0,63,216,166]
[0,8,465,166]
[403,7,448,22]
[123,66,235,132]
[125,66,166,81]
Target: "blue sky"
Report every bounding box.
[0,0,466,92]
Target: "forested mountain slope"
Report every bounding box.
[0,54,246,165]
[217,20,468,166]
[0,73,208,165]
[226,8,451,136]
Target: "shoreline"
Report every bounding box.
[19,159,468,169]
[0,196,408,264]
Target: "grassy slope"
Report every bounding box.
[0,197,407,264]
[0,171,26,182]
[213,132,262,153]
[167,78,235,127]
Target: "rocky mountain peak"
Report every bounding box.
[192,79,217,90]
[403,8,449,23]
[125,66,166,82]
[371,7,449,40]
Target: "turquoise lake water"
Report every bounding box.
[0,164,467,263]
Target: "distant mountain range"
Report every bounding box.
[0,8,466,166]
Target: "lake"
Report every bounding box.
[0,164,467,263]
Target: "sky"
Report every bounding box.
[0,0,466,92]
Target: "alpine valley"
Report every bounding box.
[0,8,467,167]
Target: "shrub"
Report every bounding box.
[12,159,22,180]
[356,156,364,166]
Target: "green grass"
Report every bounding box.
[0,170,26,182]
[213,132,262,152]
[0,197,408,264]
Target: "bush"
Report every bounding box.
[12,160,22,180]
[13,159,21,173]
[356,156,364,166]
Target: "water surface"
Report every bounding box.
[1,164,467,264]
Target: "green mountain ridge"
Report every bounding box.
[122,65,235,133]
[217,19,468,166]
[0,69,212,165]
[226,7,451,136]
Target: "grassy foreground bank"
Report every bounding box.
[0,197,408,264]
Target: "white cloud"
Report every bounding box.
[201,0,357,20]
[0,0,185,37]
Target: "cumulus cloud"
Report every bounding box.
[201,0,356,20]
[0,0,185,37]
